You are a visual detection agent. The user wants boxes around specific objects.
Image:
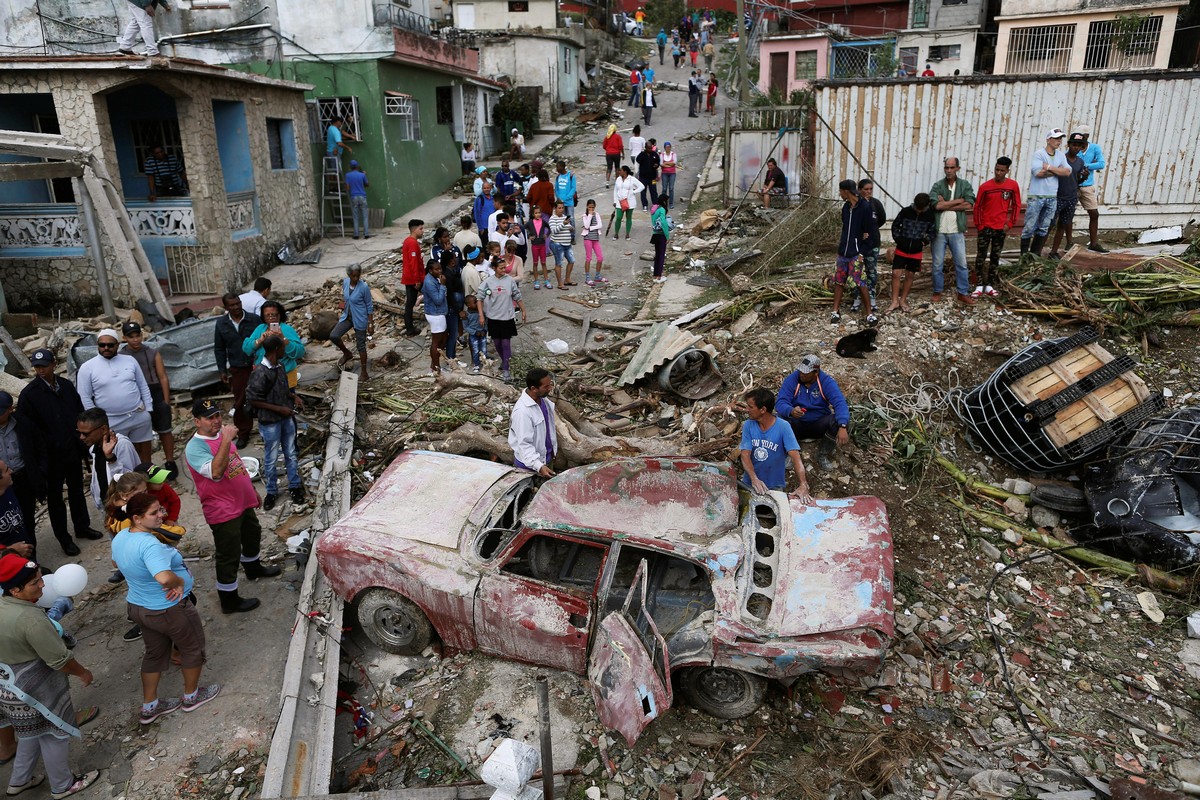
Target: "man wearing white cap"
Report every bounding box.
[1020,128,1071,260]
[75,328,155,463]
[1072,124,1107,252]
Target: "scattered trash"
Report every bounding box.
[543,338,570,355]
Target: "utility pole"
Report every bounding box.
[735,0,749,102]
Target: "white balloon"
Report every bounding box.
[51,564,89,597]
[36,574,62,609]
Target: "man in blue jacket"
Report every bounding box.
[774,354,850,472]
[1071,124,1107,253]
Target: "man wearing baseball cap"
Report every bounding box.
[76,328,155,464]
[184,398,279,614]
[1071,124,1108,253]
[1020,127,1071,260]
[774,354,852,472]
[345,159,370,240]
[16,349,102,555]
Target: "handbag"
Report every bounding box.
[619,198,631,211]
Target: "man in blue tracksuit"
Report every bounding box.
[774,354,850,472]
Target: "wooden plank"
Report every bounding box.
[1123,371,1151,402]
[579,312,591,350]
[290,776,569,800]
[0,325,32,373]
[0,161,84,181]
[548,306,648,332]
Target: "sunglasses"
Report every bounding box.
[97,342,118,349]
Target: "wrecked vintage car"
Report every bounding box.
[316,452,894,744]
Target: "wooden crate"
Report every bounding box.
[1009,342,1152,450]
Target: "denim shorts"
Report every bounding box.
[549,241,575,266]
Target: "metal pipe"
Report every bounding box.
[74,175,116,322]
[157,21,271,43]
[536,675,554,800]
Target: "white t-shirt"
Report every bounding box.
[630,136,647,161]
[938,181,960,234]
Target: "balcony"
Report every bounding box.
[374,5,481,74]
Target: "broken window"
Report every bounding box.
[475,480,535,560]
[604,545,714,639]
[502,534,606,592]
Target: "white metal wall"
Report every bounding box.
[726,130,807,201]
[812,74,1200,229]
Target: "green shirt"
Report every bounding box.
[928,177,976,234]
[0,595,71,671]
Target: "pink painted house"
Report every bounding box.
[758,31,833,96]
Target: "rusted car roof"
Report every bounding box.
[330,450,516,551]
[521,457,740,550]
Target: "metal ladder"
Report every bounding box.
[320,155,346,238]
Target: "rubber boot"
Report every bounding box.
[243,558,281,580]
[1030,234,1046,259]
[218,589,260,614]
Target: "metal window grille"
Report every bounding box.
[831,41,896,79]
[1004,24,1076,74]
[911,0,929,28]
[1083,16,1162,71]
[315,97,362,142]
[131,119,183,175]
[794,51,818,80]
[164,244,220,295]
[385,94,421,140]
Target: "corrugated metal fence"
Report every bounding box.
[811,72,1200,229]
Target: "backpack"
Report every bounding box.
[653,213,674,235]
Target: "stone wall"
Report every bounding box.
[1,255,135,317]
[0,64,318,312]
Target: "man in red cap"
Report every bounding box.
[0,553,99,798]
[184,399,279,614]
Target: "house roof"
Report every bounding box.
[996,0,1185,21]
[0,55,314,91]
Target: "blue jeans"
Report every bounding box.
[260,416,300,495]
[931,232,968,296]
[629,85,640,106]
[350,195,368,237]
[469,333,487,367]
[1022,196,1057,239]
[661,172,676,207]
[549,241,575,266]
[446,294,463,358]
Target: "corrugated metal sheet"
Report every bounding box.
[812,73,1200,229]
[618,321,703,387]
[726,129,807,201]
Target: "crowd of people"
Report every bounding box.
[819,123,1105,321]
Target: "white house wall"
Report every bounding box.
[454,0,557,30]
[813,73,1200,230]
[895,30,980,76]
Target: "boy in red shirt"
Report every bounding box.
[136,462,181,524]
[972,156,1022,298]
[401,218,425,336]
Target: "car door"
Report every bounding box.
[474,530,607,675]
[588,560,673,747]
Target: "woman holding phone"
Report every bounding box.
[242,300,306,388]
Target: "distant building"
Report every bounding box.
[994,0,1186,75]
[897,0,987,76]
[785,0,910,38]
[758,31,834,95]
[0,58,316,311]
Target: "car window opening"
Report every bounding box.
[606,545,715,641]
[754,503,778,529]
[752,563,773,588]
[755,530,775,558]
[503,534,606,590]
[747,592,773,620]
[477,482,537,560]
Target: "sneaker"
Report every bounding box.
[49,771,100,800]
[139,697,181,725]
[533,282,541,289]
[1087,243,1109,253]
[829,311,841,324]
[262,493,277,511]
[971,286,984,298]
[289,486,307,505]
[866,313,879,325]
[502,370,512,383]
[123,624,142,642]
[182,684,222,712]
[471,364,481,374]
[7,774,44,796]
[108,569,125,584]
[817,453,837,472]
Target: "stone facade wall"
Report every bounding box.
[0,65,317,312]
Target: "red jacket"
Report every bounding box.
[974,178,1022,231]
[153,482,182,523]
[401,235,424,285]
[603,133,624,156]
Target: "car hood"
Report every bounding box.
[323,450,518,552]
[743,496,894,639]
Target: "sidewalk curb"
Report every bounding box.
[690,129,723,208]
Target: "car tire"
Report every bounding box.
[355,589,433,655]
[680,667,767,719]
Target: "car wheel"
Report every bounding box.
[680,667,767,719]
[355,589,433,655]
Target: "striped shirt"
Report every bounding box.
[548,214,573,245]
[144,154,185,192]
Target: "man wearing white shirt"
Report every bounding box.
[75,328,154,462]
[238,277,271,317]
[508,368,557,477]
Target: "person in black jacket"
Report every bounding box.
[635,139,661,211]
[853,179,887,313]
[887,193,936,313]
[16,349,104,556]
[213,293,262,449]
